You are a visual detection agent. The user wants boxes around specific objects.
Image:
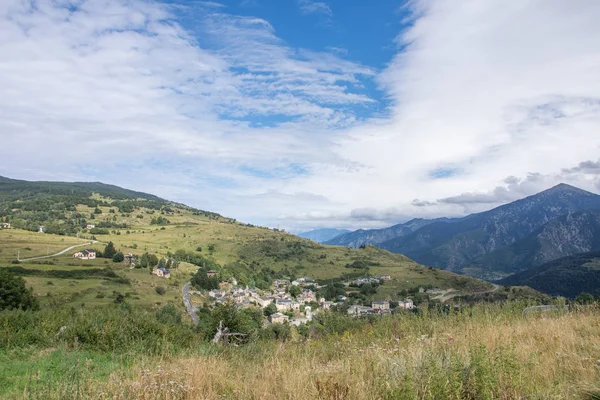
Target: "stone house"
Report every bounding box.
[256,296,274,307]
[269,313,289,324]
[398,299,414,309]
[276,298,299,311]
[372,301,390,310]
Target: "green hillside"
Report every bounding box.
[0,175,226,235]
[0,177,491,311]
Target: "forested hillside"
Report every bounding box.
[499,251,600,298]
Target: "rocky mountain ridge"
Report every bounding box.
[326,184,600,279]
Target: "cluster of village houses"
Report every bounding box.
[200,274,416,326]
[69,247,418,326]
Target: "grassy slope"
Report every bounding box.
[8,305,600,399]
[1,201,491,311]
[0,229,89,260]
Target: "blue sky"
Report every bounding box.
[1,0,600,231]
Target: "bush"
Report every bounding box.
[198,303,262,343]
[191,268,220,291]
[0,305,198,353]
[263,303,277,317]
[0,269,39,311]
[260,323,291,341]
[112,251,124,263]
[310,312,364,338]
[155,304,182,325]
[155,286,166,296]
[138,252,159,269]
[114,292,126,304]
[90,228,109,235]
[575,292,595,305]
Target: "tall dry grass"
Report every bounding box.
[23,304,600,399]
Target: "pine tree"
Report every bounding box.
[103,241,117,259]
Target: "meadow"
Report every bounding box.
[1,302,598,399]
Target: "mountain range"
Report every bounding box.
[325,184,600,280]
[324,218,451,248]
[296,228,351,243]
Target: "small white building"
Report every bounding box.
[372,301,390,310]
[321,301,334,310]
[298,289,316,304]
[86,224,95,229]
[208,290,224,298]
[152,267,170,279]
[0,222,11,229]
[398,299,414,309]
[347,305,370,316]
[73,249,96,260]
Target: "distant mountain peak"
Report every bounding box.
[543,183,595,195]
[297,228,351,243]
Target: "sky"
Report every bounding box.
[2,0,600,232]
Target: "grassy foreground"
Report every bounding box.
[8,303,600,400]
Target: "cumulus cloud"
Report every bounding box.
[562,160,600,175]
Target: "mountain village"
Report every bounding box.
[187,270,416,326]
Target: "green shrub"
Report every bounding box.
[155,304,182,325]
[112,251,124,263]
[260,323,291,341]
[0,269,39,311]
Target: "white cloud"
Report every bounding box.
[0,0,374,222]
[2,0,600,231]
[296,0,332,16]
[277,0,600,228]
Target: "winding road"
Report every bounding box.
[436,283,501,303]
[183,282,199,325]
[18,241,98,262]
